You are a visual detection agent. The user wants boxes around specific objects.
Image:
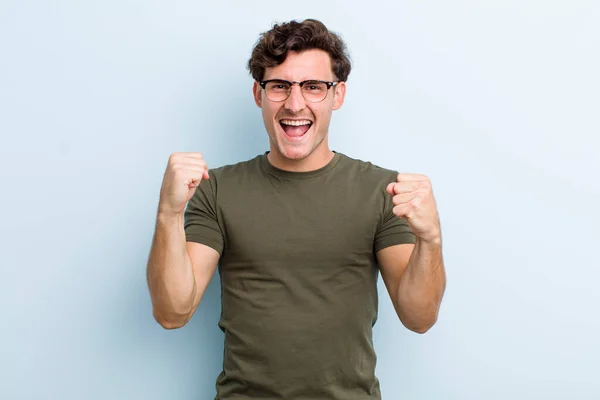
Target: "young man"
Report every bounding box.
[147,19,446,400]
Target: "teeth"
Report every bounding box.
[281,120,312,126]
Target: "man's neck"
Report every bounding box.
[267,148,335,172]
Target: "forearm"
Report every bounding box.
[396,237,446,333]
[146,212,196,326]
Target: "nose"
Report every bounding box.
[284,83,306,113]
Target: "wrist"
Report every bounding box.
[416,234,442,247]
[156,209,184,225]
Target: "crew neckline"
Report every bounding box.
[260,151,343,179]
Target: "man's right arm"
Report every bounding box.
[145,152,219,329]
[146,212,219,329]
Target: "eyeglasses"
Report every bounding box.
[259,79,339,103]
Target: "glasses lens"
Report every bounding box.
[302,81,328,102]
[265,81,291,101]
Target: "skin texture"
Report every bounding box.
[378,173,446,333]
[252,49,346,172]
[147,152,218,329]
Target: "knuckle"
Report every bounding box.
[173,168,186,179]
[168,153,180,164]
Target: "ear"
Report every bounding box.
[253,81,262,108]
[332,81,346,110]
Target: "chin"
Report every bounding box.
[277,143,313,161]
[271,128,313,160]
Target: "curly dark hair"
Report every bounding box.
[247,19,352,82]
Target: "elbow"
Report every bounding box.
[408,323,434,334]
[401,313,438,334]
[156,318,186,330]
[397,293,443,334]
[152,308,190,330]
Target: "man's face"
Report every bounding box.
[253,49,346,163]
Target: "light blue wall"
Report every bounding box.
[2,1,599,399]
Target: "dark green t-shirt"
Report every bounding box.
[184,151,415,400]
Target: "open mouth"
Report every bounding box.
[279,119,313,141]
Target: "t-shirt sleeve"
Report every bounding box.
[374,172,416,253]
[183,171,225,255]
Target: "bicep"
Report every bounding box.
[377,243,415,308]
[185,241,220,317]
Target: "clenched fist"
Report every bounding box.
[386,173,441,244]
[158,152,209,216]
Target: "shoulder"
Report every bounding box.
[208,154,264,181]
[336,152,398,183]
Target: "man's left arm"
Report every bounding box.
[377,173,446,334]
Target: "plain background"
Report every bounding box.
[1,1,599,399]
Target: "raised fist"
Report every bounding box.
[158,152,209,216]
